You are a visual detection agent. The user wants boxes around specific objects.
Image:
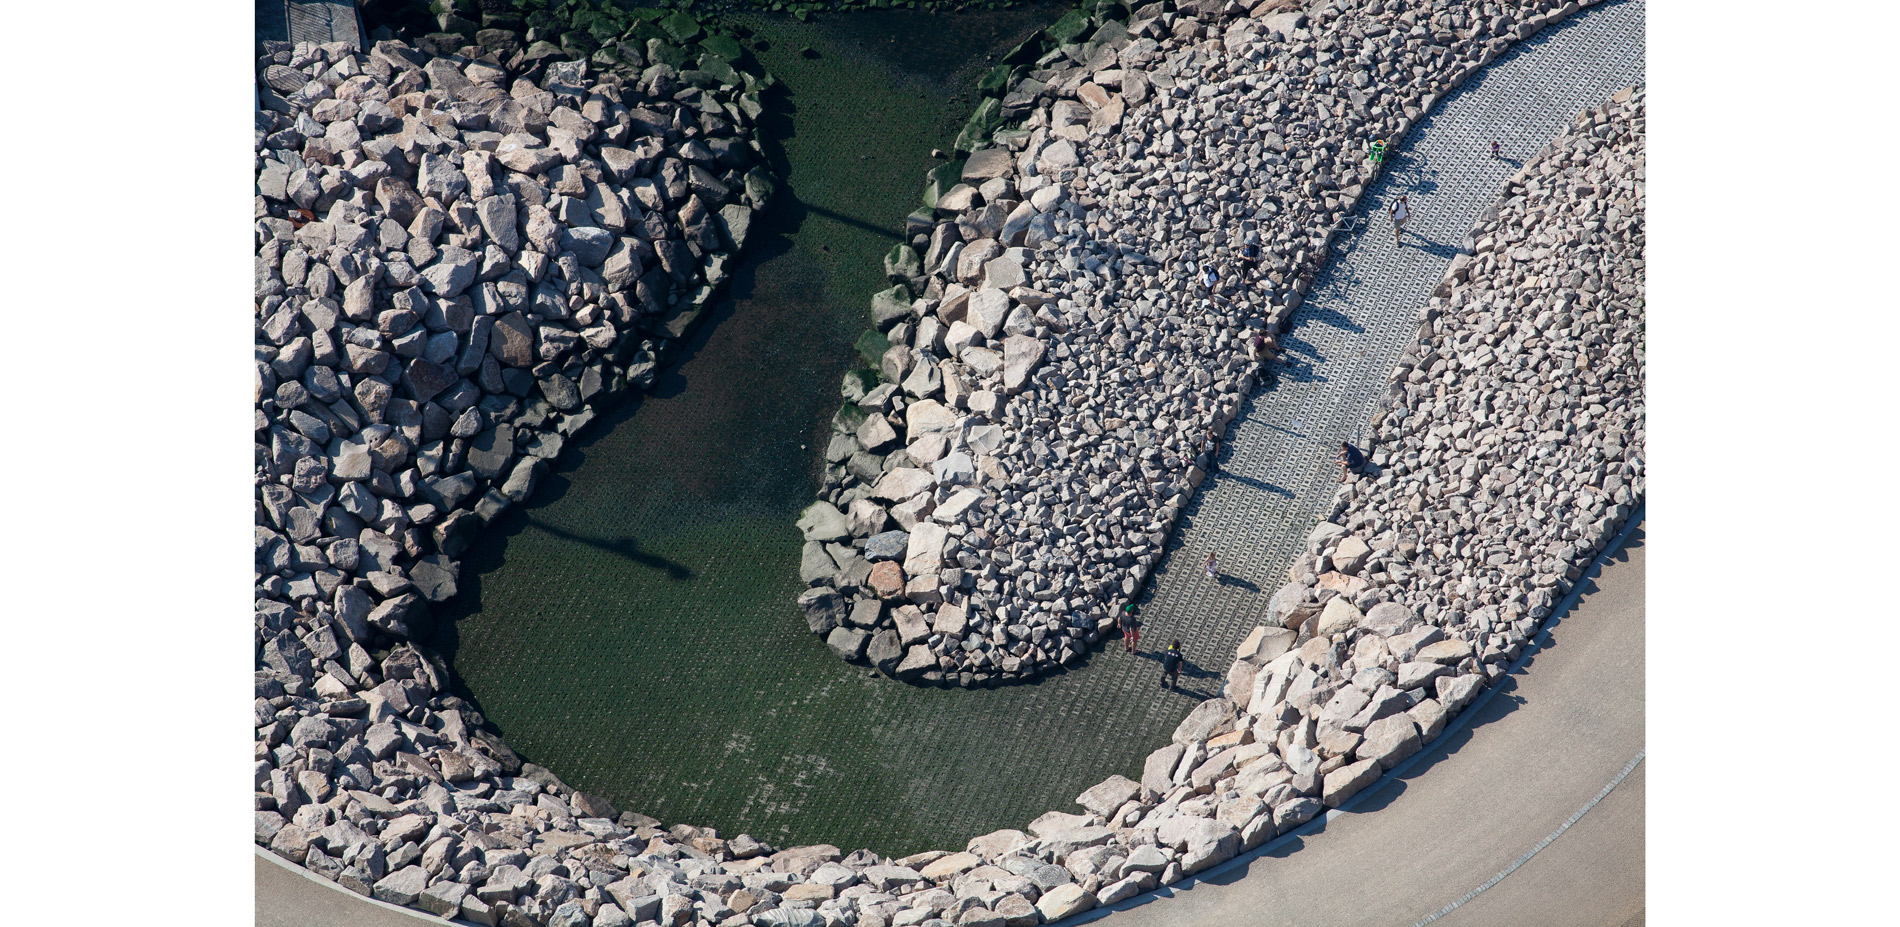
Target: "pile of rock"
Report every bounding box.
[255,7,1645,927]
[253,29,769,646]
[1013,81,1645,916]
[796,0,1610,686]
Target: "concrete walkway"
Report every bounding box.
[1089,527,1645,927]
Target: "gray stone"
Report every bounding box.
[826,626,869,661]
[556,227,610,267]
[797,501,851,542]
[1170,697,1237,745]
[372,865,430,905]
[1321,758,1382,808]
[1075,774,1140,818]
[864,530,909,562]
[867,628,904,672]
[1141,743,1186,797]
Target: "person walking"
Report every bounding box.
[1390,195,1410,246]
[1160,640,1185,689]
[1490,139,1501,159]
[1204,551,1218,580]
[1119,604,1142,654]
[1338,441,1368,482]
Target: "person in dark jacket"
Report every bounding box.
[1161,641,1185,689]
[1338,441,1368,482]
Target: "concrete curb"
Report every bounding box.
[255,844,485,927]
[1058,502,1646,925]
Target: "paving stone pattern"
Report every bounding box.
[1133,0,1645,701]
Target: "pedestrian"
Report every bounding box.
[1249,330,1280,364]
[1204,551,1218,580]
[1202,428,1221,471]
[1160,640,1185,689]
[1120,604,1142,654]
[1337,441,1368,482]
[1239,235,1261,278]
[1202,265,1219,292]
[1490,139,1501,159]
[1390,195,1410,245]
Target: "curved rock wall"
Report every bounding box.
[255,27,770,630]
[795,0,1613,688]
[255,5,1645,927]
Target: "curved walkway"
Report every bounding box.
[1135,0,1646,688]
[1083,524,1645,927]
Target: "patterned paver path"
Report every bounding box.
[1134,0,1645,690]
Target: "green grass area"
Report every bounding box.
[428,6,1228,859]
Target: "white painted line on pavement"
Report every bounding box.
[1411,749,1646,926]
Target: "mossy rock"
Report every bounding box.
[661,10,704,44]
[884,244,922,284]
[701,33,745,61]
[480,13,527,32]
[696,54,740,86]
[1001,34,1045,67]
[992,127,1032,149]
[626,20,665,44]
[871,285,914,330]
[559,30,599,56]
[977,62,1014,97]
[841,368,880,403]
[647,38,689,70]
[921,159,966,209]
[833,402,870,435]
[954,97,1005,153]
[1046,8,1093,46]
[743,166,776,209]
[854,330,892,369]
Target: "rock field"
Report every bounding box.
[795,0,1620,689]
[254,2,1645,926]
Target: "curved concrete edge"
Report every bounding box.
[1057,502,1647,926]
[255,844,483,927]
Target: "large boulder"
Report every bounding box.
[1141,743,1187,797]
[1321,758,1382,807]
[1171,697,1237,744]
[1235,625,1296,664]
[1035,883,1095,921]
[1314,597,1363,637]
[797,586,846,636]
[1001,335,1047,393]
[1076,774,1140,818]
[797,501,851,542]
